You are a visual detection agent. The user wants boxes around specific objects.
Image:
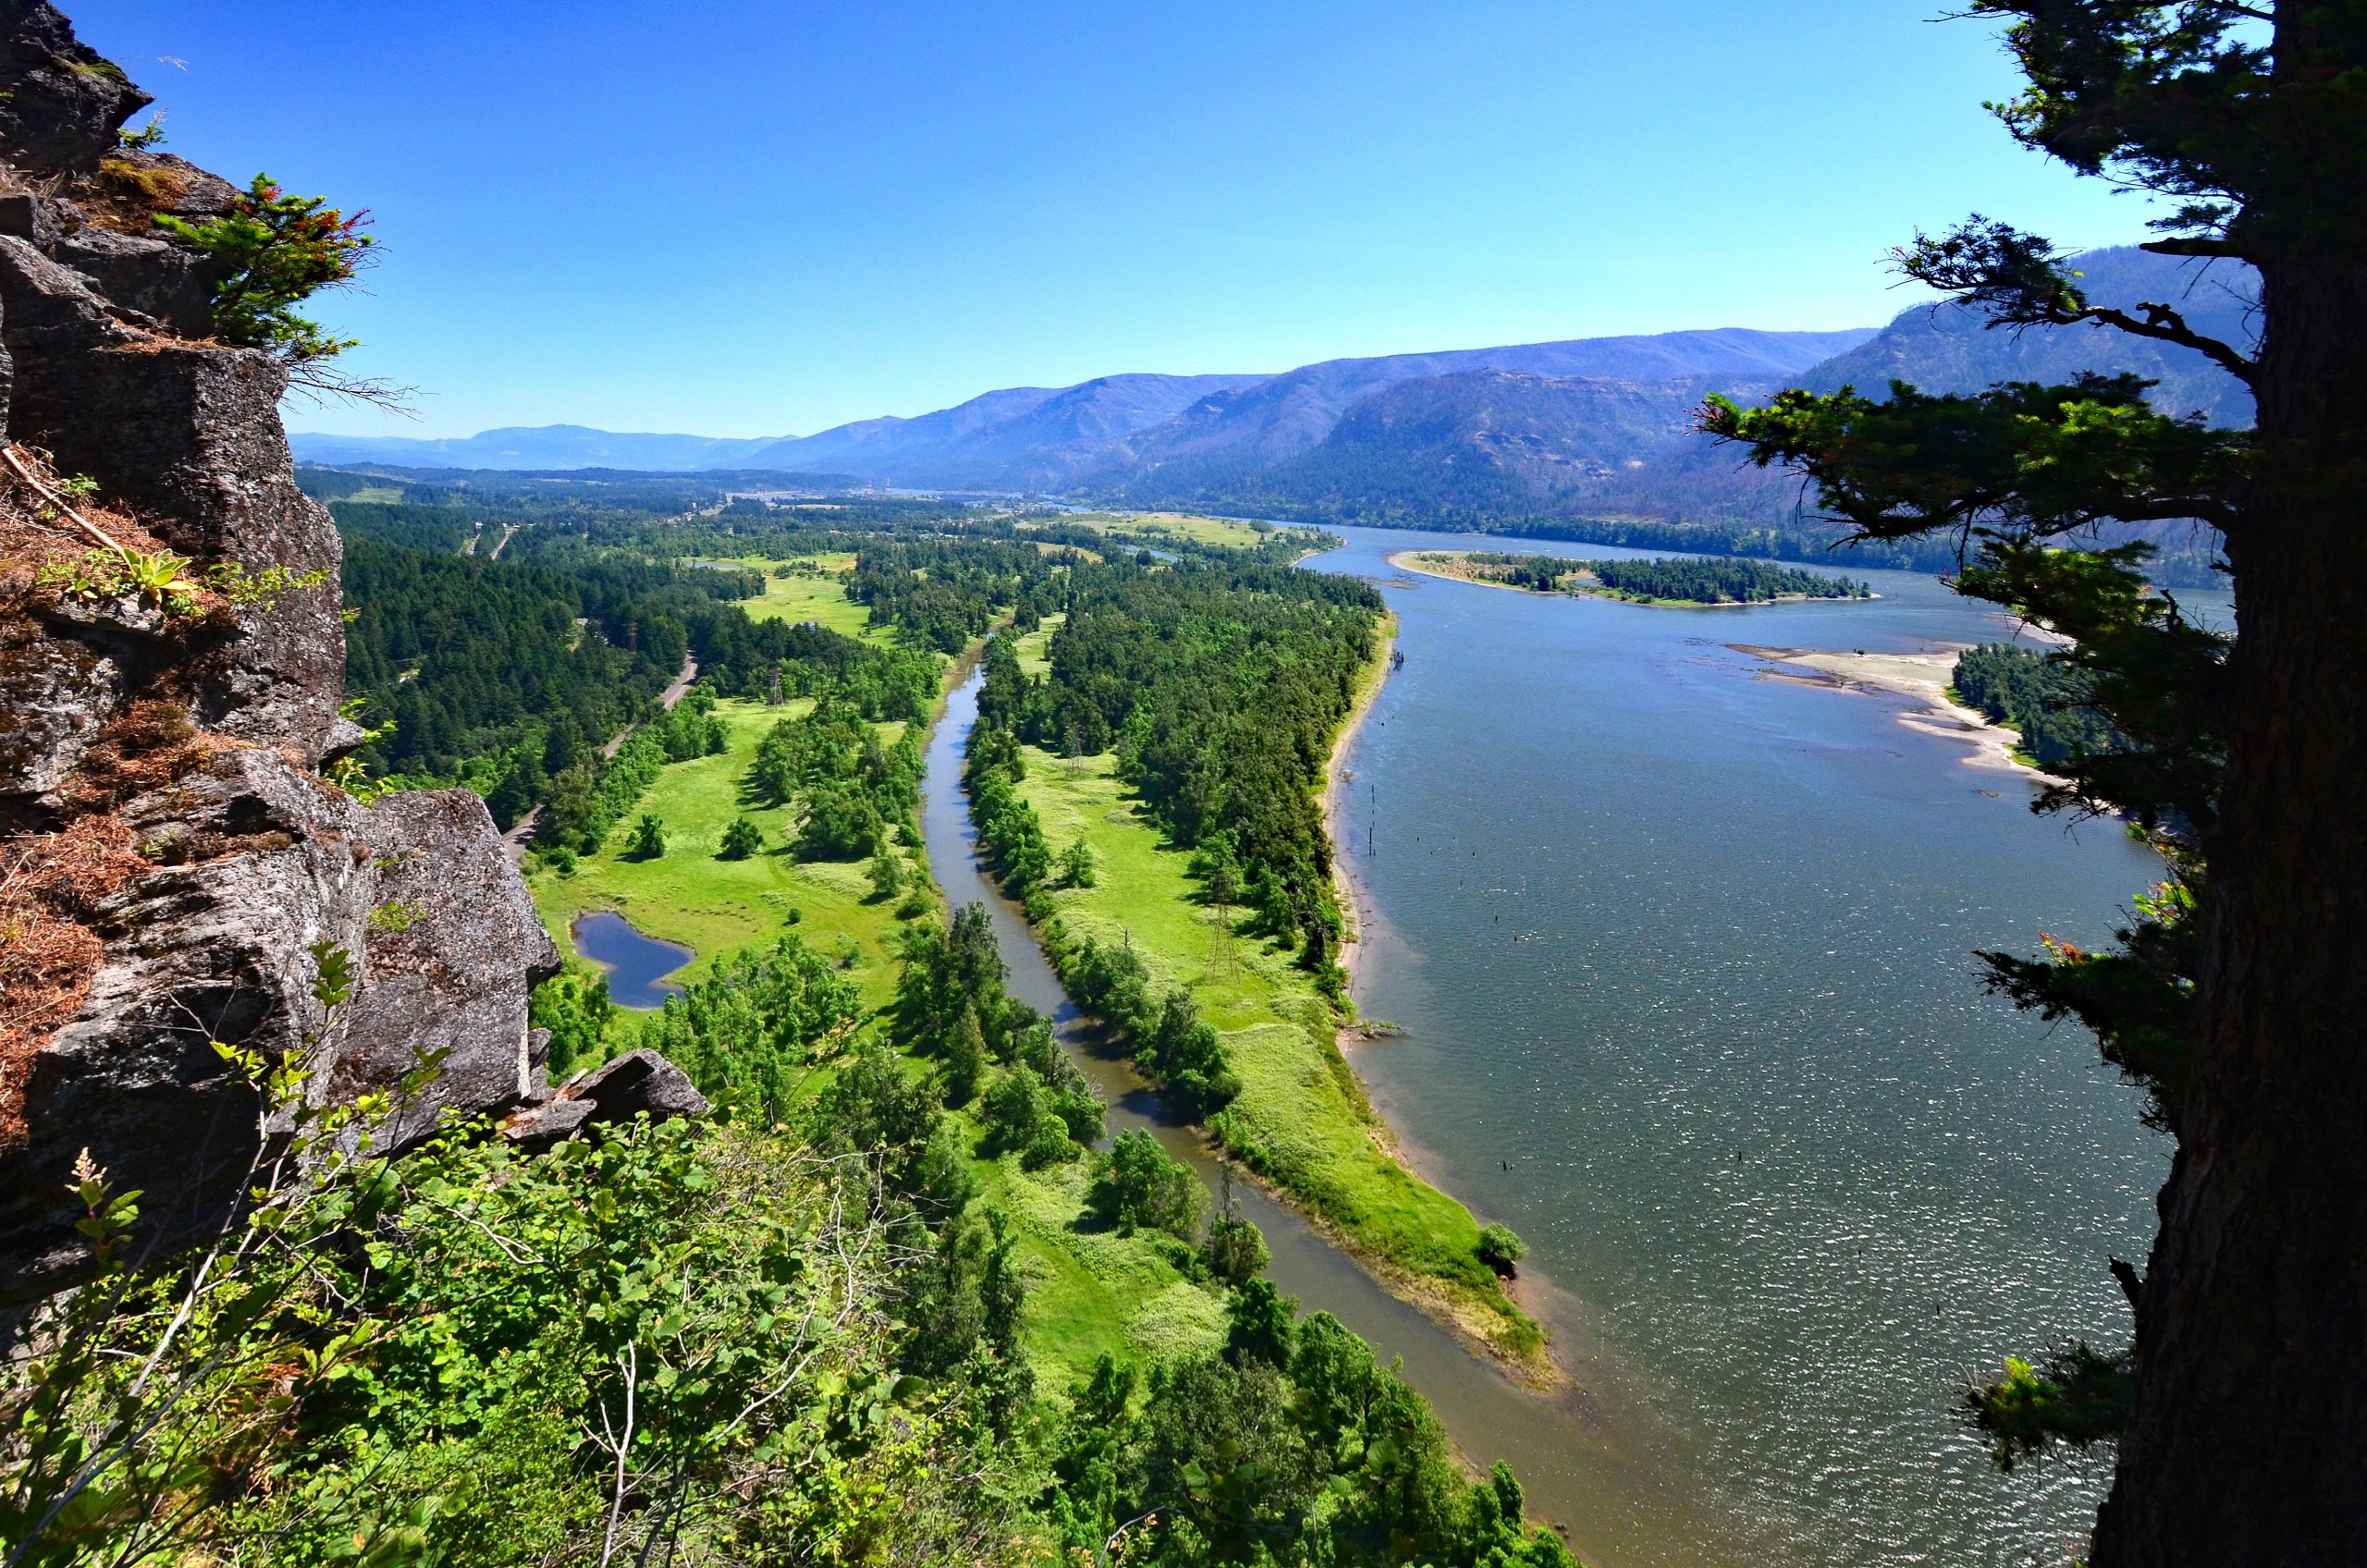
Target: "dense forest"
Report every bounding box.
[1441,550,1870,603]
[325,474,946,835]
[848,536,1080,652]
[339,530,691,813]
[973,549,1384,986]
[1949,643,2122,768]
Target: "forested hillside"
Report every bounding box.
[325,476,1000,826]
[295,252,2241,586]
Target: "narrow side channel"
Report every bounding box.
[919,661,1731,1568]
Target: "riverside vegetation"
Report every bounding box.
[1948,643,2122,771]
[962,556,1544,1365]
[485,514,1575,1562]
[483,509,1550,1369]
[0,431,1576,1562]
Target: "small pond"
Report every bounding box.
[570,911,693,1009]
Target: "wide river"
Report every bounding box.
[1304,525,2226,1568]
[919,525,2222,1568]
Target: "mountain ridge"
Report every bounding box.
[292,325,1875,481]
[293,251,2250,584]
[291,423,784,472]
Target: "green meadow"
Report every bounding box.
[527,695,920,1012]
[529,650,1228,1390]
[1029,509,1273,550]
[734,554,898,643]
[1005,620,1548,1368]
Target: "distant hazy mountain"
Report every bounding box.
[1176,370,1752,524]
[292,250,2247,576]
[289,424,783,472]
[289,328,1873,486]
[1090,328,1876,501]
[1798,246,2256,426]
[737,373,1268,489]
[1161,249,2252,550]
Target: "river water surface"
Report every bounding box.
[918,529,2220,1568]
[1305,525,2223,1568]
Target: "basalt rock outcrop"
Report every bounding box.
[502,1050,711,1154]
[0,3,563,1305]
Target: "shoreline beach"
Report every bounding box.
[1729,643,2063,783]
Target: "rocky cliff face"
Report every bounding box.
[0,1,560,1304]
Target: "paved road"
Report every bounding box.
[501,652,697,864]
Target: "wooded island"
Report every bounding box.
[1398,548,1873,606]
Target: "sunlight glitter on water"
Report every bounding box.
[1309,525,2190,1568]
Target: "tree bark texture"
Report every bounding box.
[2092,248,2367,1565]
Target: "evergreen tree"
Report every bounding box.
[943,1004,988,1108]
[1703,6,2367,1556]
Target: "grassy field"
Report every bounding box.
[1004,621,1547,1368]
[699,555,894,644]
[1030,510,1274,550]
[977,1140,1226,1391]
[527,695,921,1013]
[1014,613,1061,677]
[529,671,1227,1394]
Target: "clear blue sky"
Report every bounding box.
[73,1,2154,439]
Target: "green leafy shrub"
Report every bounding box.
[717,815,763,860]
[1093,1130,1203,1241]
[632,934,861,1122]
[38,545,200,614]
[530,963,617,1078]
[1963,1341,2135,1472]
[626,812,666,859]
[1202,1212,1270,1287]
[1477,1222,1528,1277]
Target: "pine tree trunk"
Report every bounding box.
[2091,253,2367,1565]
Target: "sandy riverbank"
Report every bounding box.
[1325,611,1398,994]
[1731,643,2063,783]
